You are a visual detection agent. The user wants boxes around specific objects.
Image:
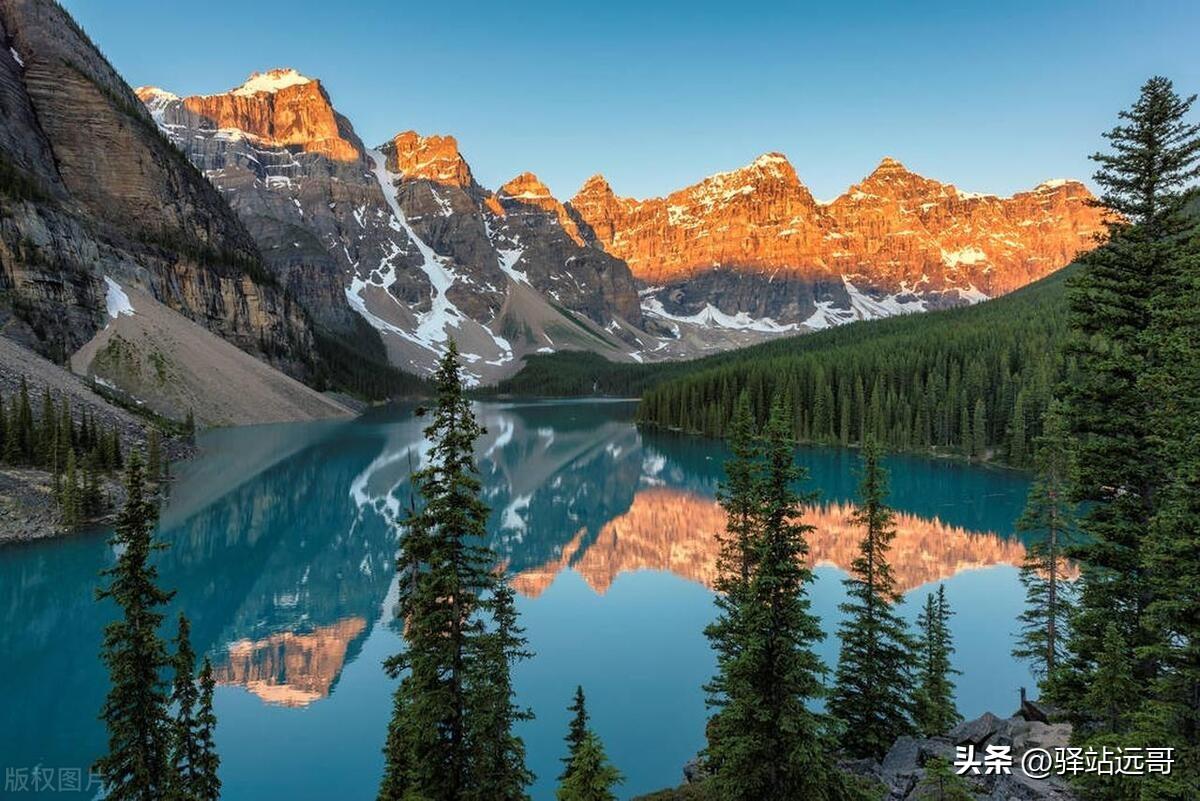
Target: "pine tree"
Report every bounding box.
[1,392,18,464]
[706,399,849,801]
[912,757,974,801]
[465,579,534,801]
[56,397,72,469]
[555,731,622,801]
[1013,402,1077,684]
[704,392,762,766]
[559,686,590,781]
[193,658,221,801]
[971,399,987,459]
[17,377,33,461]
[38,388,55,468]
[379,341,531,800]
[168,614,202,801]
[61,448,80,529]
[147,428,162,483]
[1060,75,1200,730]
[95,453,176,801]
[1086,624,1138,737]
[913,586,961,737]
[830,437,916,758]
[1009,390,1027,466]
[83,453,104,519]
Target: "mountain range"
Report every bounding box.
[0,0,1108,417]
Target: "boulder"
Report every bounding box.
[949,712,1005,747]
[881,735,922,778]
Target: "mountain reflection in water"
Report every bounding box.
[511,491,1035,598]
[0,400,1041,800]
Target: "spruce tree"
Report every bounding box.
[704,391,762,767]
[464,579,534,801]
[61,448,80,529]
[829,437,916,758]
[18,377,33,461]
[379,341,531,800]
[559,686,590,781]
[38,388,55,468]
[1012,402,1077,684]
[1059,76,1200,728]
[912,757,974,801]
[147,428,162,483]
[1136,88,1200,799]
[95,453,176,801]
[168,614,202,801]
[707,399,848,801]
[555,731,622,801]
[913,586,961,737]
[194,658,221,801]
[1009,390,1027,466]
[1,392,18,464]
[971,399,987,459]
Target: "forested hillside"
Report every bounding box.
[638,266,1077,464]
[496,263,1079,465]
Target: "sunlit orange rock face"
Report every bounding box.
[214,617,368,707]
[568,154,1108,295]
[388,131,477,188]
[144,69,361,162]
[498,172,585,245]
[512,489,1040,598]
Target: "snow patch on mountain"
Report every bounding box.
[941,246,988,267]
[358,149,463,352]
[642,297,800,333]
[495,243,528,285]
[232,69,312,96]
[843,277,928,319]
[104,277,135,319]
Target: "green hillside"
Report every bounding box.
[493,264,1079,465]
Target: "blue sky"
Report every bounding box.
[64,0,1200,201]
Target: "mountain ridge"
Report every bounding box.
[117,56,1108,387]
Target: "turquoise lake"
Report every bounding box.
[0,400,1039,799]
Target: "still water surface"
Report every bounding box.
[1,400,1037,799]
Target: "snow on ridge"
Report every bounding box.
[232,69,312,97]
[941,246,988,267]
[496,244,528,285]
[642,296,800,333]
[103,277,135,320]
[354,149,463,353]
[1035,178,1073,191]
[9,47,24,67]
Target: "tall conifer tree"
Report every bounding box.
[707,399,849,801]
[95,454,175,801]
[829,437,916,758]
[559,686,590,781]
[379,341,532,801]
[168,614,203,801]
[193,658,221,801]
[913,585,961,737]
[1060,75,1200,727]
[1013,402,1077,684]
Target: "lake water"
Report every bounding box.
[0,400,1039,800]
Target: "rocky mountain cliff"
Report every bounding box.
[569,153,1108,332]
[140,75,650,384]
[0,0,1108,391]
[140,66,1106,382]
[0,1,316,381]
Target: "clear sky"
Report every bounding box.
[62,0,1200,202]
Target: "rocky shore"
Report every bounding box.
[643,702,1078,801]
